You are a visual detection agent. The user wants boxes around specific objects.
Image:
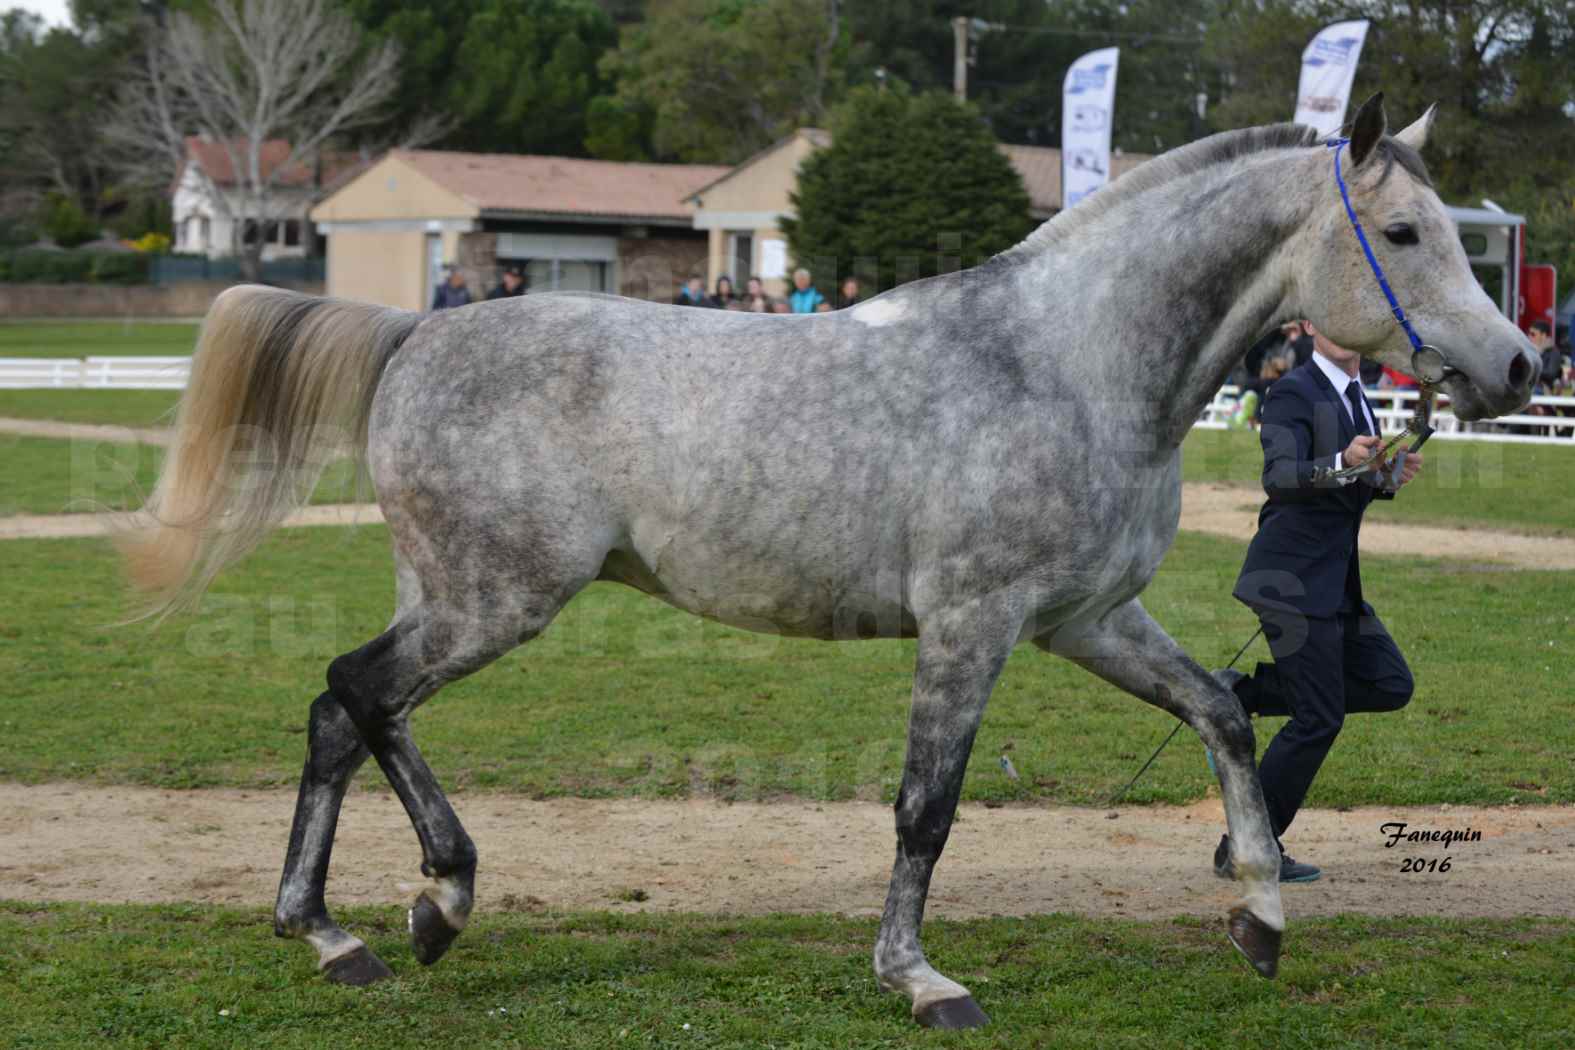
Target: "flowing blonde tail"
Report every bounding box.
[120,284,421,620]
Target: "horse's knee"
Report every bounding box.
[1201,694,1256,758]
[892,782,955,863]
[304,691,365,779]
[326,626,409,729]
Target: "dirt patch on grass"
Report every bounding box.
[6,481,1568,571]
[1179,482,1575,570]
[2,784,1570,920]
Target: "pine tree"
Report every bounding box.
[782,85,1035,295]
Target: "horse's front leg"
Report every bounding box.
[1038,598,1285,977]
[874,596,1020,1030]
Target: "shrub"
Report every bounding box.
[89,252,151,284]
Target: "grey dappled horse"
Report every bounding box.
[125,96,1535,1029]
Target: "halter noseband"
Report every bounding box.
[1327,137,1454,386]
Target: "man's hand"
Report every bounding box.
[1396,450,1423,487]
[1342,434,1383,471]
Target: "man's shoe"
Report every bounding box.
[1213,835,1322,883]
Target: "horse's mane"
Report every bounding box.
[999,121,1431,262]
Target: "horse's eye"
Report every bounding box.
[1384,223,1419,246]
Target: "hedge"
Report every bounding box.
[0,249,151,285]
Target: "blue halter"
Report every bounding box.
[1327,137,1450,385]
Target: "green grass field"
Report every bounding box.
[0,320,198,358]
[2,526,1568,805]
[0,434,367,516]
[0,388,182,427]
[1185,428,1575,537]
[2,904,1570,1049]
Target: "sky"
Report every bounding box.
[9,0,72,28]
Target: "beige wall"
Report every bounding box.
[325,229,427,311]
[693,133,820,298]
[313,156,475,223]
[697,133,815,214]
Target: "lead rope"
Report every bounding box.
[1107,625,1264,805]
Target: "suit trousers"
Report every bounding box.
[1236,601,1414,840]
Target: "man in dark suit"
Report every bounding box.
[1218,323,1423,882]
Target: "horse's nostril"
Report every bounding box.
[1507,351,1535,390]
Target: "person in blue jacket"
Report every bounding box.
[787,268,828,313]
[1218,323,1423,883]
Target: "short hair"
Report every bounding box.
[1530,319,1552,335]
[793,267,810,279]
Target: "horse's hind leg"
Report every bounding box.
[325,597,549,969]
[1038,598,1285,977]
[273,691,382,983]
[874,598,1020,1029]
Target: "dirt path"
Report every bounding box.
[0,416,171,446]
[1181,482,1575,569]
[3,784,1569,920]
[0,503,385,540]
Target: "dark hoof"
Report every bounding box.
[1227,906,1282,979]
[323,945,393,986]
[409,894,462,966]
[915,995,991,1029]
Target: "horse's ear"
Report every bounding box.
[1348,92,1387,168]
[1393,103,1438,151]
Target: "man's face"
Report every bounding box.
[448,272,464,288]
[503,272,521,290]
[688,278,703,294]
[1530,326,1553,350]
[1309,325,1359,365]
[748,279,762,295]
[794,272,810,290]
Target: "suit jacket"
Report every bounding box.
[1231,360,1395,618]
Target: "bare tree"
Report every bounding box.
[109,0,422,281]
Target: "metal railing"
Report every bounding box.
[1198,385,1575,445]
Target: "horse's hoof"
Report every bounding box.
[409,894,462,966]
[323,945,393,986]
[1227,905,1282,979]
[914,995,991,1029]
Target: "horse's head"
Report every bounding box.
[1296,94,1538,421]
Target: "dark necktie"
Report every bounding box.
[1345,383,1370,436]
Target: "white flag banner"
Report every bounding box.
[1061,46,1119,210]
[1293,20,1370,136]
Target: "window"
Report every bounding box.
[522,258,609,293]
[199,217,210,251]
[727,231,753,281]
[283,220,302,247]
[243,219,262,246]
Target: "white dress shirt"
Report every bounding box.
[1312,349,1377,482]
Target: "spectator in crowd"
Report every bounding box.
[836,276,864,310]
[711,275,736,309]
[1530,320,1564,392]
[788,268,830,314]
[676,275,710,306]
[740,276,775,313]
[487,265,526,300]
[431,267,471,311]
[1230,342,1297,428]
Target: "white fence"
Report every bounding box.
[1199,385,1575,445]
[2,356,1573,445]
[0,356,192,390]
